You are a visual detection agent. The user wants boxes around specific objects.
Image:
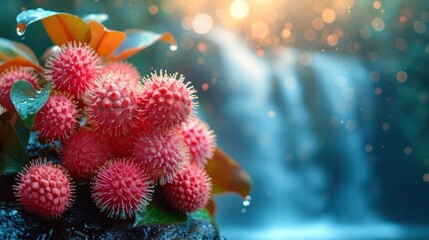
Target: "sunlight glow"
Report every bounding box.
[230,0,250,20]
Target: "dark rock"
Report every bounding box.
[0,179,221,240]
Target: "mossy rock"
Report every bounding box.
[0,174,220,240]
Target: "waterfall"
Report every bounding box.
[203,27,407,239]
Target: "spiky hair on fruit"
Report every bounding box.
[134,130,190,185]
[163,163,212,213]
[137,70,197,132]
[180,118,216,168]
[14,158,75,219]
[84,72,142,136]
[102,61,141,85]
[33,92,80,141]
[45,41,100,99]
[91,158,153,219]
[0,66,39,111]
[61,127,111,180]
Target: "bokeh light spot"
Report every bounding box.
[327,34,338,46]
[382,122,390,131]
[396,71,408,83]
[372,18,385,32]
[282,28,292,39]
[251,20,270,41]
[192,13,214,34]
[230,0,250,20]
[423,173,429,182]
[322,8,336,24]
[373,1,381,10]
[148,5,158,15]
[304,29,316,41]
[365,144,373,153]
[414,21,427,33]
[360,26,372,39]
[396,38,408,51]
[374,87,382,95]
[312,18,325,31]
[202,83,209,91]
[404,147,412,155]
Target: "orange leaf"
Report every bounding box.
[206,148,252,199]
[0,37,38,62]
[88,21,126,57]
[113,30,176,60]
[206,197,217,216]
[0,57,43,73]
[41,14,91,45]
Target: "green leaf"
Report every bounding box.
[14,117,30,147]
[16,8,91,46]
[133,198,187,227]
[113,30,176,60]
[0,121,30,174]
[189,208,219,232]
[10,81,51,129]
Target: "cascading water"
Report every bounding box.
[199,27,427,239]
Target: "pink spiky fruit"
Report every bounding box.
[0,67,38,111]
[84,72,141,136]
[45,42,100,99]
[91,158,153,219]
[163,164,212,213]
[109,133,138,158]
[34,93,79,141]
[14,158,75,218]
[102,61,141,85]
[138,70,197,131]
[180,118,216,168]
[61,128,111,180]
[134,131,190,185]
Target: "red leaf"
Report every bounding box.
[206,197,217,216]
[206,148,252,199]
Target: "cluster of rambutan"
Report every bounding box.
[0,41,216,219]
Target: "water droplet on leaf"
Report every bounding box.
[242,195,251,207]
[170,45,178,51]
[16,22,26,36]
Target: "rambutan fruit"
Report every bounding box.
[84,72,141,136]
[33,93,79,141]
[163,163,212,213]
[109,133,138,158]
[61,128,111,180]
[14,158,75,218]
[134,131,190,185]
[138,70,197,131]
[0,67,38,111]
[91,158,153,219]
[45,41,100,99]
[180,118,216,168]
[102,61,141,85]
